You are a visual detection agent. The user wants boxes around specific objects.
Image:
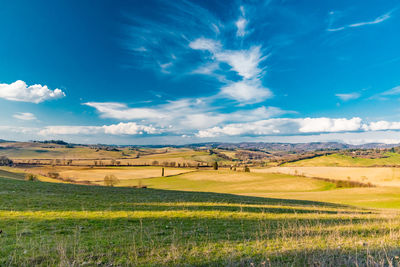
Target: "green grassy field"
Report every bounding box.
[0,168,25,180]
[139,170,336,194]
[2,169,400,266]
[283,152,400,167]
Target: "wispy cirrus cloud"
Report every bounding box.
[0,80,65,103]
[84,100,289,134]
[124,2,271,105]
[335,92,361,101]
[369,85,400,100]
[13,112,37,121]
[220,80,271,104]
[327,10,392,32]
[235,6,248,37]
[380,85,400,96]
[189,38,271,104]
[39,122,158,136]
[122,1,221,74]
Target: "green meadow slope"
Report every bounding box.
[2,173,400,266]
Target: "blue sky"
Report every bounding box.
[1,0,400,145]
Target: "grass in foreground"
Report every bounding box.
[2,177,400,266]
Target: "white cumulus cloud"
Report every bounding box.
[365,121,400,131]
[103,122,158,135]
[0,80,65,103]
[298,117,363,133]
[196,117,365,138]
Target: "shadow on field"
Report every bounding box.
[0,176,358,212]
[122,203,371,214]
[0,177,392,267]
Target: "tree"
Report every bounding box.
[213,161,218,170]
[0,156,13,166]
[244,166,250,172]
[104,174,119,187]
[25,173,38,181]
[161,168,165,177]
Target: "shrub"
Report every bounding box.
[137,179,147,188]
[25,173,38,181]
[48,172,60,179]
[104,174,119,187]
[244,166,250,172]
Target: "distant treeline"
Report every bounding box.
[311,176,374,188]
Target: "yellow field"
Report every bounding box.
[253,166,400,187]
[22,166,195,185]
[8,146,225,167]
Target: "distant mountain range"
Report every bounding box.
[1,139,399,152]
[185,142,400,151]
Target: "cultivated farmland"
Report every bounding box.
[3,141,400,265]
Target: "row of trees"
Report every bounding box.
[213,161,250,172]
